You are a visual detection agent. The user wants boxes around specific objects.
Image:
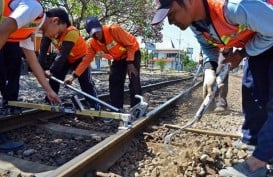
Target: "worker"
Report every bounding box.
[0,0,62,152]
[65,16,142,122]
[39,8,99,110]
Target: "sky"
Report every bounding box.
[161,20,200,61]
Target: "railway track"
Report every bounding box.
[0,71,200,177]
[4,72,269,177]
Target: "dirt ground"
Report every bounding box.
[110,73,252,177]
[145,74,244,177]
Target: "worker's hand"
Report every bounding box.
[44,70,52,78]
[127,63,138,78]
[46,90,61,104]
[222,49,244,70]
[64,75,74,85]
[203,69,216,98]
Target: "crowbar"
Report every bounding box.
[50,76,121,112]
[164,64,230,155]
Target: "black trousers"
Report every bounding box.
[109,50,142,108]
[242,47,273,161]
[49,58,99,109]
[0,42,22,107]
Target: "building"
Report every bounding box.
[153,40,184,71]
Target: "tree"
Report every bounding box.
[181,51,198,71]
[141,49,154,68]
[155,59,168,72]
[40,0,163,42]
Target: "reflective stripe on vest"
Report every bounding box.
[106,40,118,50]
[90,24,138,60]
[202,0,255,48]
[7,19,41,42]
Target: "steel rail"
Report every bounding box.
[1,78,190,132]
[0,76,198,177]
[43,81,202,177]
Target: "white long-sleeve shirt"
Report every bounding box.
[8,0,44,50]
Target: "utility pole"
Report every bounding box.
[178,31,183,71]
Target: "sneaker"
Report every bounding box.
[0,106,21,116]
[214,106,227,112]
[0,140,24,152]
[0,133,24,152]
[8,106,22,115]
[214,98,227,112]
[0,108,8,115]
[219,161,267,177]
[267,164,273,177]
[233,139,255,151]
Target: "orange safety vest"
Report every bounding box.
[203,0,273,48]
[51,26,87,63]
[90,24,139,61]
[202,0,257,48]
[1,0,43,42]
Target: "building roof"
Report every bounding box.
[155,40,181,51]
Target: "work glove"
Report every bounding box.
[203,69,216,98]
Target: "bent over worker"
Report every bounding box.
[39,8,99,110]
[0,0,61,152]
[0,0,60,104]
[151,0,273,176]
[66,16,142,111]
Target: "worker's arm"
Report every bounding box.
[0,0,43,49]
[73,39,96,77]
[0,18,17,49]
[22,48,61,104]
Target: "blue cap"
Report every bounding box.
[151,0,173,25]
[84,17,102,36]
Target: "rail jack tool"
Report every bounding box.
[8,76,149,129]
[164,64,230,155]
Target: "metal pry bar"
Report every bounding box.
[191,64,203,86]
[50,76,121,112]
[164,64,230,155]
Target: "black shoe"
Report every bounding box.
[0,106,22,116]
[0,133,24,152]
